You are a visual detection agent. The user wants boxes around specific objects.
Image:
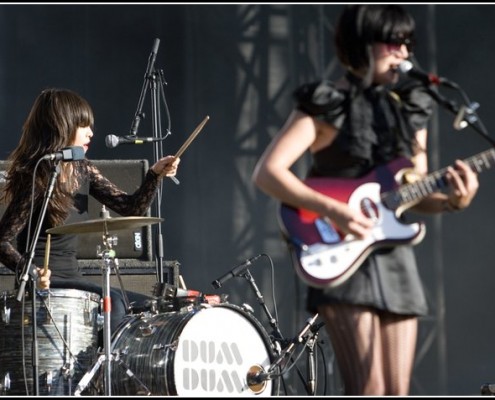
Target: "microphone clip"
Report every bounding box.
[453,102,480,131]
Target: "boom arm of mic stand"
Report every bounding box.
[427,86,495,148]
[130,38,160,136]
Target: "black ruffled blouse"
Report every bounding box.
[294,75,434,316]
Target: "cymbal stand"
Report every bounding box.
[74,228,148,396]
[99,234,116,396]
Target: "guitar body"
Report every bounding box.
[279,157,426,289]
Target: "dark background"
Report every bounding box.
[0,4,494,396]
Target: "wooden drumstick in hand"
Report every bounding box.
[36,234,51,290]
[175,115,210,158]
[168,115,210,186]
[43,233,51,274]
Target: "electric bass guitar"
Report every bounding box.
[279,149,495,289]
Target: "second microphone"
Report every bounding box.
[105,134,164,148]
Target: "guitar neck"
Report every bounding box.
[384,148,495,210]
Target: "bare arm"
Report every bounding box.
[252,110,373,239]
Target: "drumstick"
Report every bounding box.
[175,115,210,158]
[43,233,51,274]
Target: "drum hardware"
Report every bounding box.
[211,253,284,341]
[151,281,227,314]
[213,253,328,395]
[306,330,318,395]
[0,288,101,395]
[56,208,163,396]
[105,303,276,396]
[246,313,325,395]
[2,291,10,324]
[72,237,127,397]
[1,373,11,394]
[75,352,151,396]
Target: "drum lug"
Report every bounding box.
[44,370,53,391]
[96,314,104,330]
[241,303,255,314]
[84,297,93,325]
[38,304,53,324]
[2,306,10,325]
[2,291,10,325]
[61,362,75,379]
[139,324,156,337]
[1,372,11,393]
[84,309,91,325]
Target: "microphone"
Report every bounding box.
[42,146,85,161]
[211,254,263,289]
[246,365,270,394]
[398,60,458,89]
[247,370,270,385]
[105,134,164,148]
[307,344,316,395]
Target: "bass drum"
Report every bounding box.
[108,303,279,396]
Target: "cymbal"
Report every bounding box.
[46,216,163,235]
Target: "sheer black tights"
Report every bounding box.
[318,303,418,395]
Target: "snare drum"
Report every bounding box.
[0,288,101,396]
[107,303,278,396]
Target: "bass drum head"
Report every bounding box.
[108,303,278,396]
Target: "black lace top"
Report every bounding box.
[0,159,161,279]
[295,76,434,316]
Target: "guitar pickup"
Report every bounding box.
[315,218,340,244]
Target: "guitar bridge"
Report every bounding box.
[315,218,340,243]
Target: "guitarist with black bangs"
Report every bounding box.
[252,5,479,396]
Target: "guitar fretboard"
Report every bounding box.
[384,148,495,209]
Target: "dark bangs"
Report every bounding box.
[67,91,94,129]
[370,6,415,44]
[335,5,416,71]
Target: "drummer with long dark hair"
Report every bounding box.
[0,87,180,332]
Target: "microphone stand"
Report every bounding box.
[130,38,176,286]
[246,312,325,395]
[149,68,170,285]
[129,38,159,137]
[240,268,283,340]
[16,161,61,396]
[427,83,495,148]
[239,266,326,395]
